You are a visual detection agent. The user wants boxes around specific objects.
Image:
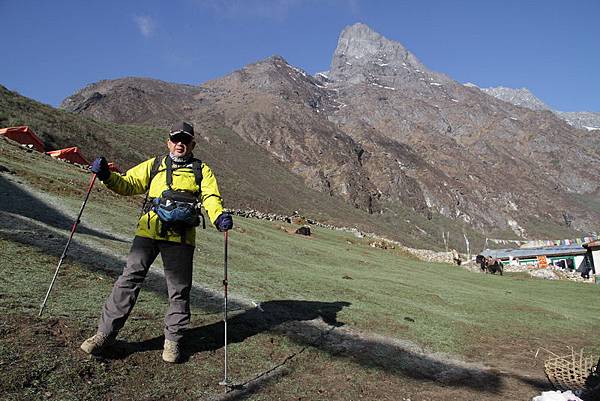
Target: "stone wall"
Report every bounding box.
[228,208,460,264]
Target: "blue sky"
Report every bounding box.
[1,0,598,111]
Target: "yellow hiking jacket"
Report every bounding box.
[103,156,224,246]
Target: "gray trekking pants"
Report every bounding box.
[98,236,194,342]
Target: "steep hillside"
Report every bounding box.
[61,77,204,126]
[323,23,600,236]
[58,24,600,241]
[3,84,471,249]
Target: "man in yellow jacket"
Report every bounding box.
[80,122,233,363]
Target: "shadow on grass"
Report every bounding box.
[110,299,350,359]
[0,175,124,242]
[0,178,548,396]
[111,300,507,394]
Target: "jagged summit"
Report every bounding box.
[328,23,450,87]
[332,23,419,64]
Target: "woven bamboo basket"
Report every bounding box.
[542,348,599,394]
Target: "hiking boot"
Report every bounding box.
[80,332,116,355]
[162,339,181,363]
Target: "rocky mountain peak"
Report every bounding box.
[328,23,449,88]
[58,23,600,238]
[204,54,327,106]
[334,23,394,59]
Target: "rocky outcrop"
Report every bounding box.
[479,87,550,111]
[554,111,600,130]
[479,85,600,130]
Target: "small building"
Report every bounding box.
[0,126,46,152]
[481,244,593,272]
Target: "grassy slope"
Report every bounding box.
[1,138,599,400]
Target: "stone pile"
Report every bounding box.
[503,264,594,283]
[528,269,559,280]
[229,209,318,225]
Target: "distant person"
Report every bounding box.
[80,122,233,363]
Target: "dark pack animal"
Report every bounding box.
[476,255,503,275]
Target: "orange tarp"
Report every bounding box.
[0,126,46,152]
[46,147,90,166]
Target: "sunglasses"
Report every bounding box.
[169,133,193,145]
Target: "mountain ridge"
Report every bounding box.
[478,85,600,130]
[54,23,600,240]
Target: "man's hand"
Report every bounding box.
[90,157,111,181]
[215,213,233,232]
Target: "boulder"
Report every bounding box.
[295,226,311,236]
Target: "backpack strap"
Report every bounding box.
[149,155,164,187]
[165,155,174,190]
[191,158,203,194]
[140,155,166,218]
[140,155,204,221]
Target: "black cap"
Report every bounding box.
[169,121,194,138]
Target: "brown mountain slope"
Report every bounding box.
[323,23,600,235]
[58,24,600,240]
[4,83,459,249]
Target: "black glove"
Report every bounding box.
[90,157,111,181]
[215,213,233,232]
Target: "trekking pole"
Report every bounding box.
[39,173,97,316]
[219,230,233,389]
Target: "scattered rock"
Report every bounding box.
[528,269,559,280]
[369,240,395,249]
[342,274,353,280]
[295,226,311,236]
[404,317,415,322]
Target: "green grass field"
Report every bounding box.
[1,139,600,400]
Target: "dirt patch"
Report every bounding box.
[509,304,565,318]
[0,306,561,401]
[424,293,448,305]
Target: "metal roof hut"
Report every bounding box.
[481,244,590,271]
